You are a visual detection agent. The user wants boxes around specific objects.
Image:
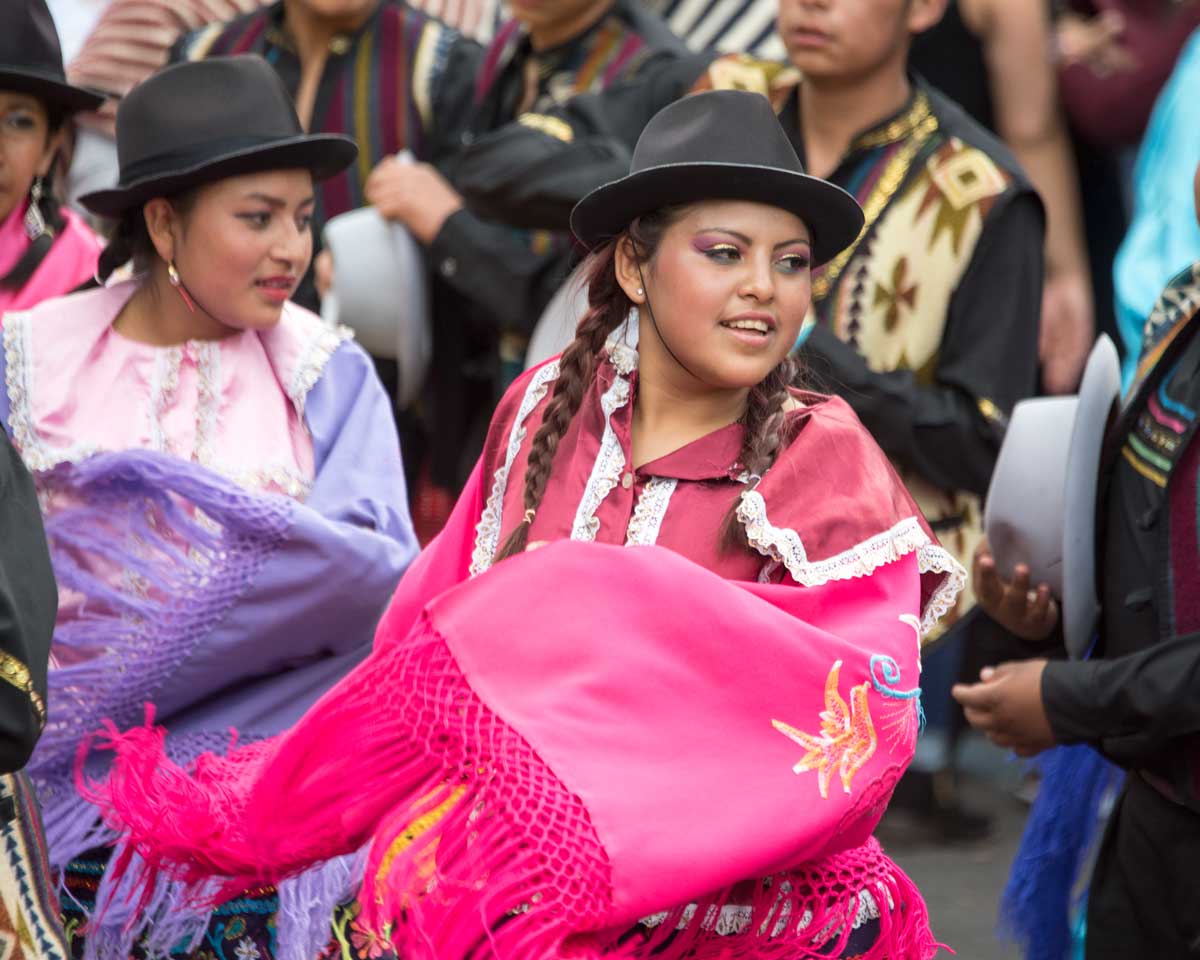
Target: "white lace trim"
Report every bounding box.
[570,374,631,542]
[288,322,353,415]
[3,312,98,470]
[625,477,677,546]
[148,346,183,454]
[469,361,561,577]
[193,342,221,466]
[201,459,313,499]
[916,541,968,637]
[736,490,967,636]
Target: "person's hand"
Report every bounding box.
[973,538,1059,641]
[1039,268,1095,394]
[1055,11,1138,76]
[952,660,1056,757]
[364,158,463,245]
[314,249,334,300]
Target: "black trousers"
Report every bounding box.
[1086,773,1200,958]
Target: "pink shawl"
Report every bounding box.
[87,456,940,959]
[0,203,101,316]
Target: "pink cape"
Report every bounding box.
[0,203,101,316]
[88,463,940,959]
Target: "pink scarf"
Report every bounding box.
[88,463,940,959]
[0,201,101,317]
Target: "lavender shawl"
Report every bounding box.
[0,338,418,959]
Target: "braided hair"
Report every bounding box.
[494,206,804,564]
[0,105,69,292]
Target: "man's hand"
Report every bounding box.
[953,660,1056,757]
[1039,268,1095,394]
[973,538,1059,641]
[365,158,463,245]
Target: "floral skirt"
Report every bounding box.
[61,848,279,960]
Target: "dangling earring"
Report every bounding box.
[167,260,197,313]
[23,177,48,242]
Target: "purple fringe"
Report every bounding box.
[24,451,301,957]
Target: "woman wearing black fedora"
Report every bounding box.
[0,0,106,314]
[86,90,959,960]
[0,55,420,959]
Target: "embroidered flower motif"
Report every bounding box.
[773,660,877,799]
[349,918,388,960]
[234,938,260,960]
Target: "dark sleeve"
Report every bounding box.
[0,429,56,773]
[428,211,575,332]
[453,53,713,229]
[1041,632,1200,767]
[800,191,1044,497]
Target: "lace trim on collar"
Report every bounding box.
[570,373,631,542]
[625,477,677,546]
[736,489,966,637]
[288,322,353,416]
[470,360,561,577]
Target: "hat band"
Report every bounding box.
[118,133,307,187]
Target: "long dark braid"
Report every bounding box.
[720,354,800,550]
[492,241,628,562]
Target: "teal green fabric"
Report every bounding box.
[1114,28,1200,390]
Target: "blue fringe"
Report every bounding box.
[999,746,1123,960]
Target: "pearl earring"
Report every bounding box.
[636,287,644,297]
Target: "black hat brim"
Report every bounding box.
[79,134,359,218]
[0,68,107,113]
[571,162,865,266]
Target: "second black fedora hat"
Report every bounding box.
[570,90,864,267]
[0,0,106,113]
[80,56,358,219]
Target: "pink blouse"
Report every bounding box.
[0,200,102,316]
[1,279,350,499]
[470,332,964,638]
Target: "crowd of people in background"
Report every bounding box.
[1,0,1199,958]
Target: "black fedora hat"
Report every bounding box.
[80,56,357,218]
[0,0,106,113]
[571,90,864,266]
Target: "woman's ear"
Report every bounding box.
[613,234,646,305]
[142,199,179,265]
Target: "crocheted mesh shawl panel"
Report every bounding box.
[28,449,294,848]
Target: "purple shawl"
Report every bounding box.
[0,339,418,959]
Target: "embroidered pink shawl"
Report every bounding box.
[89,455,943,959]
[0,202,101,316]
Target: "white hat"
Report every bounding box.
[320,176,431,409]
[525,262,589,371]
[984,335,1121,658]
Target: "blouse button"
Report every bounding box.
[621,471,633,489]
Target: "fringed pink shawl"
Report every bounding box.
[88,443,947,958]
